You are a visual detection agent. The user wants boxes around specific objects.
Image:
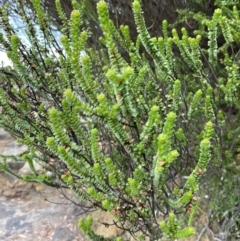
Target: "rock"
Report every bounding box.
[0,129,86,241]
[0,172,11,192]
[18,161,45,175]
[34,184,44,192]
[91,210,124,238]
[12,180,31,188]
[0,185,86,241]
[0,207,15,220]
[52,227,76,241]
[5,214,30,231]
[2,185,31,198]
[7,161,25,171]
[0,129,12,154]
[2,189,18,198]
[0,128,27,171]
[2,141,28,156]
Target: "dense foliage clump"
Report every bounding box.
[0,0,240,240]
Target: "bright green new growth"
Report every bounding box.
[160,212,195,239]
[0,0,240,240]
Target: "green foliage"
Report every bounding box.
[159,212,195,239]
[0,0,240,240]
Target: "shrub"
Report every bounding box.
[0,0,239,240]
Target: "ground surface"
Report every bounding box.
[0,129,85,241]
[0,129,125,241]
[0,173,86,241]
